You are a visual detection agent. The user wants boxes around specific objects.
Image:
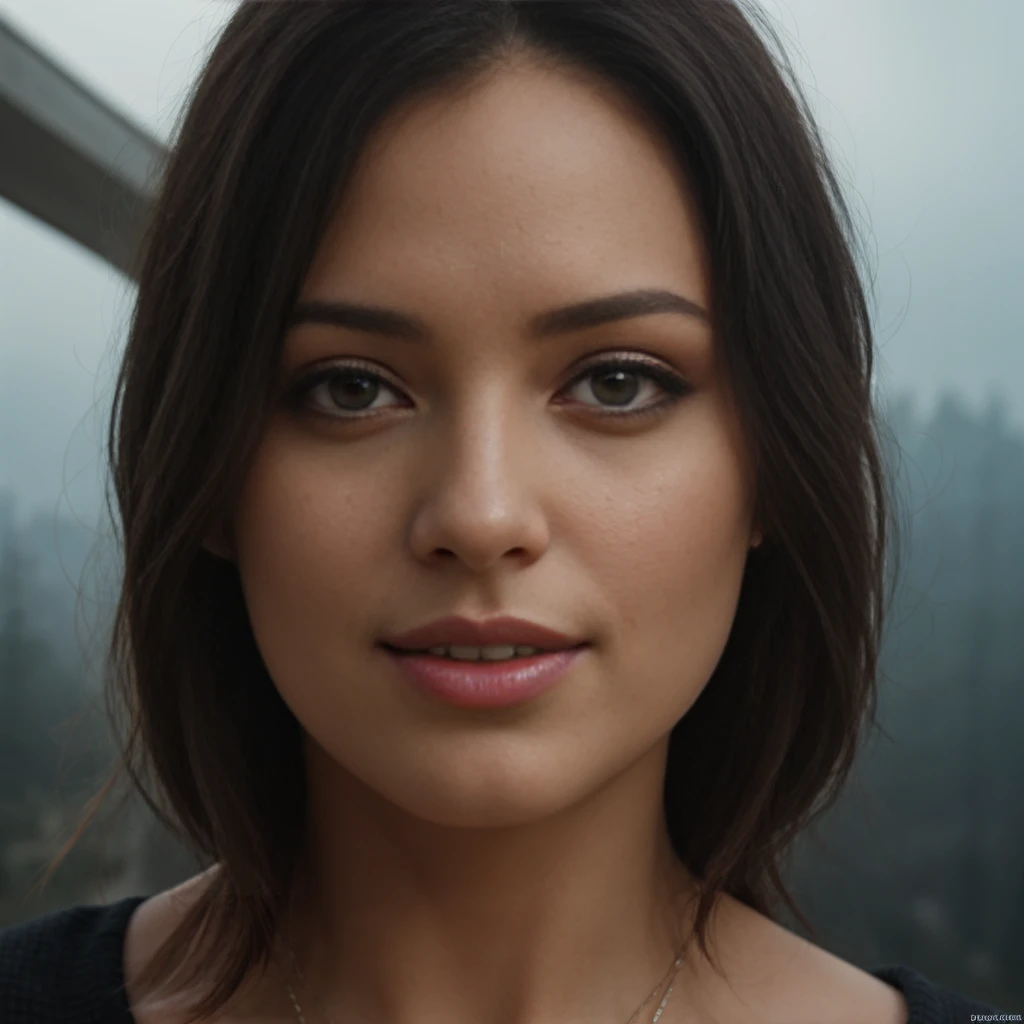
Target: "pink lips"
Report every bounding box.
[382,644,589,709]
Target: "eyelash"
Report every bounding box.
[286,354,692,425]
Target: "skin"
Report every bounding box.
[124,56,908,1024]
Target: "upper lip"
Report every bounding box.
[381,615,587,652]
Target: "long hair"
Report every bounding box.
[42,1,900,1019]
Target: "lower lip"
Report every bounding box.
[381,644,589,709]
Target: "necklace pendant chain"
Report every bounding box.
[284,941,685,1024]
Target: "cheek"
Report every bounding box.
[588,440,752,717]
[223,413,753,826]
[229,438,396,694]
[231,409,751,729]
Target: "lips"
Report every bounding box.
[381,614,585,653]
[383,644,589,709]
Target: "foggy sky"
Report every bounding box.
[2,0,1021,521]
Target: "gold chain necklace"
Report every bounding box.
[281,935,685,1024]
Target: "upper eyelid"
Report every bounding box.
[292,349,679,386]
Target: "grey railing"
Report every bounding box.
[0,12,166,279]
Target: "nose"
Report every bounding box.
[405,404,551,573]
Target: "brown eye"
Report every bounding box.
[289,364,406,418]
[324,369,392,412]
[559,357,692,422]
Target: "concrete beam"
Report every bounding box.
[0,13,167,280]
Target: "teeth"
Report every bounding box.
[425,644,544,661]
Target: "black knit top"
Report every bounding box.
[0,895,1010,1022]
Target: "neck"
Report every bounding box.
[276,731,703,1024]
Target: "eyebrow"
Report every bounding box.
[286,287,709,341]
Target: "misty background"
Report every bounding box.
[0,0,1020,1009]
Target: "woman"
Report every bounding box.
[0,1,1008,1022]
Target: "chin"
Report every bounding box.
[368,751,604,831]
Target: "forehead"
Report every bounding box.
[300,62,709,309]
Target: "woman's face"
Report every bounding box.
[218,61,759,828]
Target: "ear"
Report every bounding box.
[750,526,763,550]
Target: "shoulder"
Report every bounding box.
[688,895,909,1023]
[693,895,1008,1024]
[0,895,147,1022]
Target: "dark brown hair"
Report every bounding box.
[42,1,899,1019]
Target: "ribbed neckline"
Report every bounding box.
[867,963,993,1024]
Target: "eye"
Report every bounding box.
[559,355,692,422]
[288,360,408,420]
[285,354,692,424]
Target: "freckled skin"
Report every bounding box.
[170,58,905,1024]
